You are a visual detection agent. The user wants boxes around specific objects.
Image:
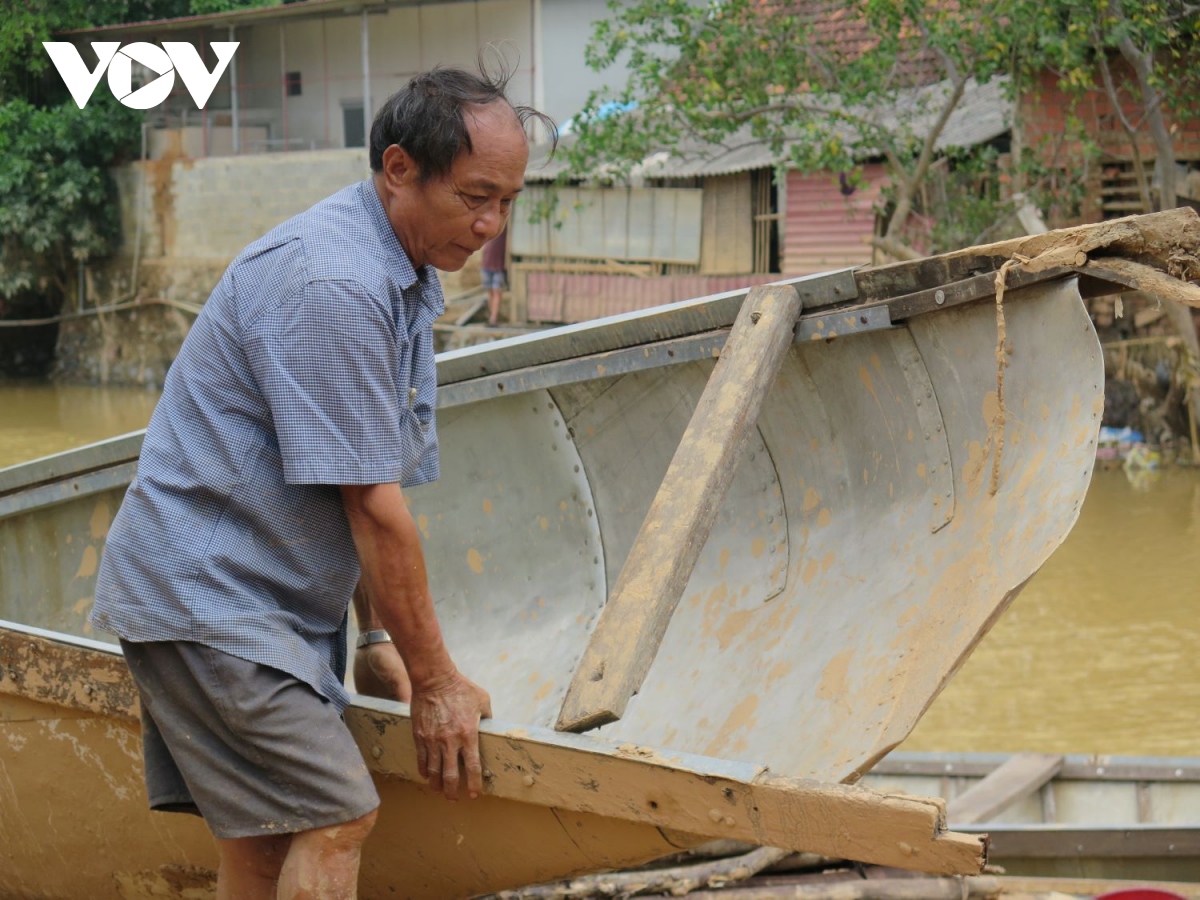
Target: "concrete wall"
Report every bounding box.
[55,148,407,386]
[233,3,535,151]
[120,0,621,157]
[156,0,566,156]
[131,147,371,261]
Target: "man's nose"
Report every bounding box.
[472,204,505,238]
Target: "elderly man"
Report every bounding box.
[90,67,550,898]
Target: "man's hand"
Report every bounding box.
[410,670,492,801]
[353,642,413,702]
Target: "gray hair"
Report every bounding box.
[369,59,556,180]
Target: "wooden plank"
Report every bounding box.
[348,697,986,876]
[946,752,1064,825]
[671,876,1002,900]
[701,173,754,275]
[453,295,488,327]
[555,284,805,734]
[854,206,1200,302]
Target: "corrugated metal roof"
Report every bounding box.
[782,164,887,274]
[61,0,425,36]
[527,76,1012,182]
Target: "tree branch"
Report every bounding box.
[1094,41,1153,214]
[883,74,968,240]
[1109,2,1175,208]
[872,234,925,261]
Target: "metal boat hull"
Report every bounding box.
[0,270,1103,897]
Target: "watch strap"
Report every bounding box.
[355,628,393,649]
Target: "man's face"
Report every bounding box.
[385,103,528,272]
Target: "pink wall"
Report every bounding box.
[783,164,887,275]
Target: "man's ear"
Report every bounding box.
[381,144,421,187]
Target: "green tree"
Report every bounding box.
[1007,0,1200,212]
[565,0,1023,258]
[0,0,271,311]
[1005,0,1200,419]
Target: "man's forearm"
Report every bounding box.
[342,483,456,688]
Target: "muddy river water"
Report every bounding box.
[2,379,1198,758]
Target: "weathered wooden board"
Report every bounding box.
[557,284,804,733]
[945,753,1064,824]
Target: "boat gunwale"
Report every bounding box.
[872,751,1200,783]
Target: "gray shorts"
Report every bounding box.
[121,639,380,840]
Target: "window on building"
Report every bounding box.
[286,71,302,96]
[343,103,365,148]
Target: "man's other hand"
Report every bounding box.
[353,641,413,703]
[410,671,492,801]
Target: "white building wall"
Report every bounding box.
[540,0,624,124]
[120,0,630,157]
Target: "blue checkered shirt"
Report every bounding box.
[91,179,444,711]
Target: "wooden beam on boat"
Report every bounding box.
[839,206,1200,326]
[0,624,138,719]
[1081,256,1200,309]
[347,698,987,876]
[2,624,987,876]
[945,752,1064,825]
[555,284,804,734]
[854,206,1200,302]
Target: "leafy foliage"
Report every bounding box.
[564,0,1200,256]
[0,0,273,309]
[0,95,141,298]
[565,0,1016,253]
[1006,0,1200,211]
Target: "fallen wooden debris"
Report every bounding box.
[1082,256,1200,310]
[492,846,796,899]
[645,875,1002,900]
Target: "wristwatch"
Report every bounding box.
[355,629,393,649]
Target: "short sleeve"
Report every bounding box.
[245,279,406,485]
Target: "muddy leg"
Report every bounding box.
[276,808,379,899]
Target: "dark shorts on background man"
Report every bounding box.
[122,639,380,839]
[480,268,506,290]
